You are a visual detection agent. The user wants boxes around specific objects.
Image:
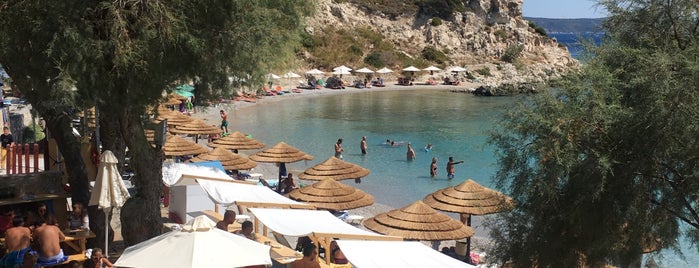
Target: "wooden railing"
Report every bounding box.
[4,144,40,174]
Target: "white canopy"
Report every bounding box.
[283,72,301,78]
[305,69,325,75]
[332,70,351,75]
[333,65,353,72]
[197,179,306,208]
[354,67,374,73]
[336,240,475,268]
[448,66,467,72]
[115,216,272,268]
[162,162,233,187]
[376,67,393,74]
[402,66,421,72]
[267,73,280,80]
[249,208,385,238]
[423,66,442,71]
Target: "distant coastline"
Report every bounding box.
[525,17,605,33]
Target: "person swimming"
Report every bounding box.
[424,143,432,153]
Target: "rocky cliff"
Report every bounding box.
[304,0,577,89]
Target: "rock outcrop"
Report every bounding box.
[305,0,577,88]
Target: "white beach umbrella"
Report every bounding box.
[332,69,352,76]
[114,216,272,268]
[448,66,467,73]
[283,72,301,78]
[402,66,421,72]
[333,65,353,73]
[88,150,131,257]
[267,73,280,80]
[354,67,374,74]
[423,66,442,75]
[305,69,325,75]
[376,67,393,74]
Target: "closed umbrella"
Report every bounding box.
[423,179,514,262]
[114,216,272,268]
[88,150,131,257]
[288,179,374,210]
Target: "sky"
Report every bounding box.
[522,0,608,19]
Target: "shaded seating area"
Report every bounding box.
[397,77,413,86]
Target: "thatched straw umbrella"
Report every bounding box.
[208,131,266,151]
[169,119,221,135]
[287,179,374,211]
[164,97,183,106]
[190,147,257,171]
[162,135,208,157]
[363,200,473,242]
[153,110,194,127]
[298,156,370,183]
[423,179,514,261]
[249,142,313,192]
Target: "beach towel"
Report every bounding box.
[0,247,31,268]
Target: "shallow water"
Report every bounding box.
[230,88,514,208]
[229,88,697,267]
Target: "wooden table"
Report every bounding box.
[62,230,96,255]
[255,235,302,264]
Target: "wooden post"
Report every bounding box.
[33,144,39,172]
[24,144,29,174]
[12,144,18,174]
[16,145,23,174]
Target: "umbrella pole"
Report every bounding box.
[465,213,472,264]
[104,208,110,258]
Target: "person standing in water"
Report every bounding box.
[446,156,464,179]
[360,136,368,155]
[335,138,344,159]
[430,157,438,177]
[407,143,416,160]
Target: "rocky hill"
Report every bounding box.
[301,0,577,91]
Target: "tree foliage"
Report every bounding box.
[0,0,313,246]
[487,0,698,267]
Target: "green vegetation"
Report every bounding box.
[475,67,490,76]
[22,122,45,144]
[500,44,524,63]
[0,0,313,247]
[494,29,508,39]
[346,0,469,20]
[430,17,443,26]
[421,46,448,64]
[527,21,548,36]
[489,0,699,266]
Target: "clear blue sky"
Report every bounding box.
[523,0,607,18]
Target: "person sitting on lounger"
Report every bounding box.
[292,243,320,268]
[216,210,237,231]
[330,240,349,265]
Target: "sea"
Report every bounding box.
[550,32,605,59]
[230,89,696,267]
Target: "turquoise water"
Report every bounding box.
[230,89,514,208]
[229,88,695,267]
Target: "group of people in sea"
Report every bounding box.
[334,137,465,179]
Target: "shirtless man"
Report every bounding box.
[216,210,237,232]
[334,139,344,159]
[291,243,320,268]
[219,110,229,133]
[33,219,67,265]
[406,143,416,161]
[446,156,464,179]
[360,136,367,155]
[0,216,32,267]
